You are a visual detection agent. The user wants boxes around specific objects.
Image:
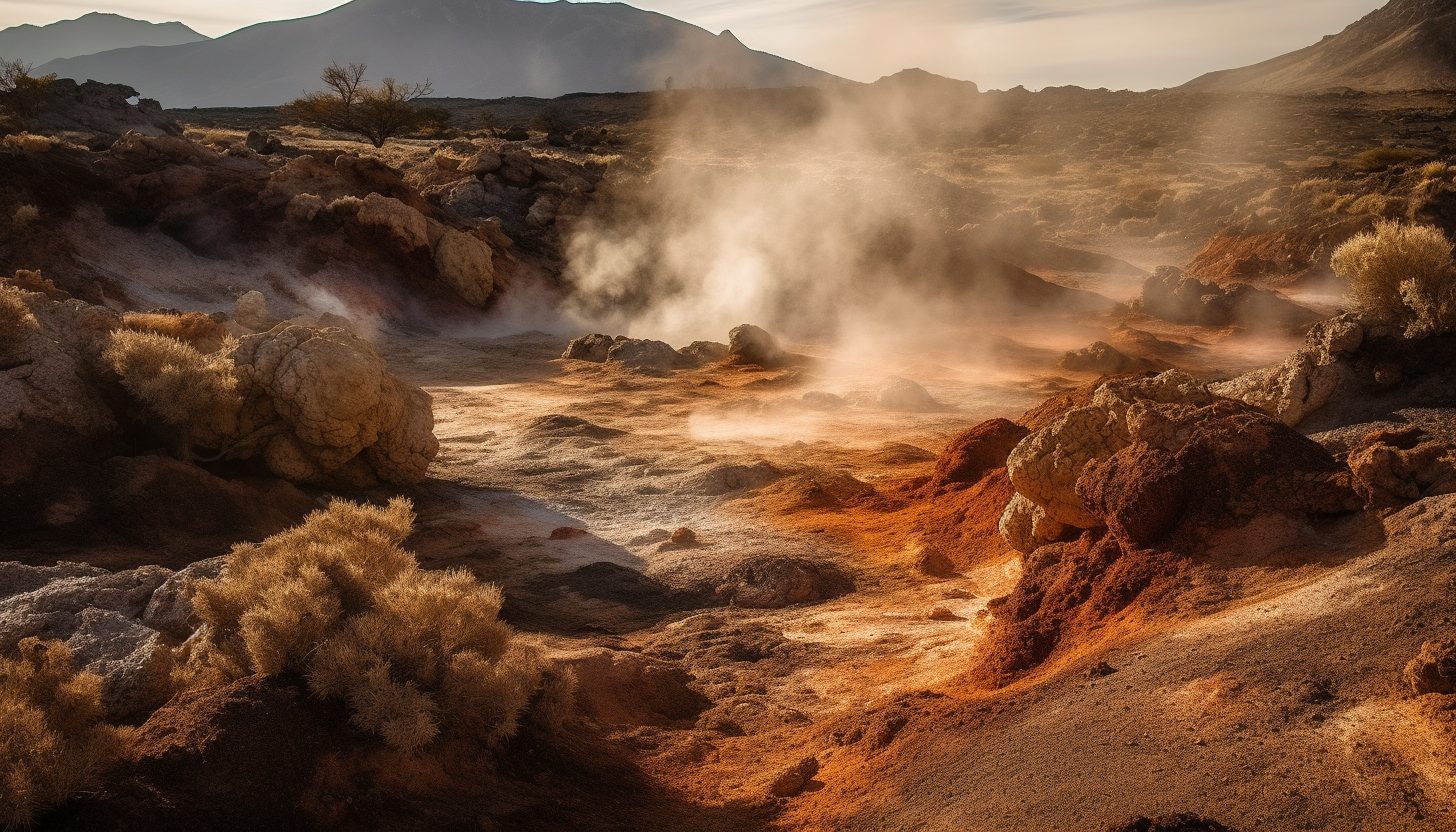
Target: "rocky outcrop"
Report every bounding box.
[559,333,690,371]
[1000,371,1360,553]
[29,80,182,144]
[1139,266,1321,328]
[141,556,226,640]
[1060,341,1169,374]
[1347,427,1456,509]
[0,563,176,719]
[715,557,851,608]
[0,280,121,438]
[1212,316,1365,427]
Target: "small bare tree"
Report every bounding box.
[280,62,436,148]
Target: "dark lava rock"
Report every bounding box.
[716,557,852,609]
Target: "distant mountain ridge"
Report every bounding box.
[36,0,839,108]
[1183,0,1456,93]
[0,12,207,66]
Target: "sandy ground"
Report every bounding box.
[336,297,1456,832]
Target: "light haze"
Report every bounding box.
[0,0,1387,88]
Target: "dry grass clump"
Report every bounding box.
[0,132,51,152]
[103,329,240,446]
[120,311,230,354]
[11,204,37,227]
[1420,161,1456,182]
[0,284,35,351]
[186,499,560,751]
[1352,146,1422,172]
[0,639,127,830]
[1331,220,1456,337]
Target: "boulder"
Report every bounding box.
[0,562,107,599]
[0,566,172,650]
[997,492,1069,554]
[432,229,495,306]
[1405,638,1456,695]
[0,565,176,718]
[461,149,503,175]
[1005,371,1214,532]
[678,341,729,365]
[716,557,851,608]
[877,377,939,411]
[245,130,283,155]
[1002,371,1358,552]
[526,195,559,227]
[499,150,535,187]
[234,290,276,331]
[356,193,428,250]
[284,193,324,225]
[1347,429,1456,508]
[0,288,122,438]
[231,325,439,485]
[1060,341,1167,374]
[768,756,821,798]
[606,338,682,370]
[441,177,491,217]
[32,80,182,140]
[562,333,621,363]
[728,324,787,367]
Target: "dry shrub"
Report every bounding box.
[11,205,37,227]
[1352,146,1422,172]
[0,133,50,153]
[1421,161,1456,182]
[0,639,127,830]
[121,311,229,354]
[1331,220,1456,337]
[187,499,559,751]
[102,329,240,446]
[0,284,35,351]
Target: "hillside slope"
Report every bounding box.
[1183,0,1456,93]
[36,0,837,107]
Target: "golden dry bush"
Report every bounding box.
[0,639,127,830]
[186,499,558,751]
[309,569,542,751]
[121,311,230,354]
[102,329,241,448]
[1331,220,1456,337]
[188,498,416,679]
[0,284,34,351]
[0,133,51,153]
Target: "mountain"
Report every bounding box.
[1183,0,1456,93]
[35,0,838,108]
[0,12,208,66]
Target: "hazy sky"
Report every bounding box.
[0,0,1387,88]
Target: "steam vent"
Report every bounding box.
[3,0,1456,829]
